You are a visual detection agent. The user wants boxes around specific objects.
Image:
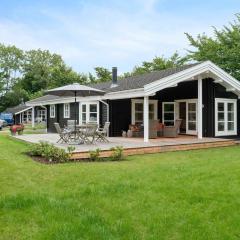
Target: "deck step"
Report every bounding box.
[71,140,237,160]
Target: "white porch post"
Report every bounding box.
[144,96,149,142]
[32,106,35,128]
[198,76,203,139]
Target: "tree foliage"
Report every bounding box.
[0,43,23,93]
[186,13,240,80]
[94,67,112,82]
[124,52,186,77]
[0,45,89,111]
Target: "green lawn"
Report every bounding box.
[1,134,240,240]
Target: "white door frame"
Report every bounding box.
[175,99,198,135]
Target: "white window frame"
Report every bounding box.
[23,110,32,123]
[50,105,55,118]
[162,102,175,126]
[37,109,46,122]
[131,99,158,125]
[63,103,70,118]
[215,98,237,136]
[79,102,99,125]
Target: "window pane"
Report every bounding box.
[135,103,143,111]
[188,112,196,121]
[228,103,234,112]
[82,113,86,122]
[90,104,97,112]
[228,112,234,122]
[135,112,143,121]
[188,103,196,111]
[149,112,154,120]
[82,105,86,112]
[164,113,174,121]
[228,122,234,131]
[149,104,154,112]
[164,104,174,112]
[188,122,196,131]
[218,112,225,121]
[218,122,225,131]
[89,113,97,122]
[218,103,224,111]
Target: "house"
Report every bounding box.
[4,104,47,125]
[26,61,240,142]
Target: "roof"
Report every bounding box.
[27,61,240,105]
[90,63,201,92]
[4,104,32,115]
[27,63,200,105]
[46,83,105,96]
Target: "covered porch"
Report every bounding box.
[108,63,240,141]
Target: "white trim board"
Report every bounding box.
[15,107,33,115]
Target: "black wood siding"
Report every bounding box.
[44,79,240,138]
[47,103,79,132]
[151,80,198,121]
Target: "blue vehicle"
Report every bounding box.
[0,113,14,126]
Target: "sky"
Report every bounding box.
[0,0,239,74]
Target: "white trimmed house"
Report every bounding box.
[26,61,240,142]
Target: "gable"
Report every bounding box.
[144,61,240,97]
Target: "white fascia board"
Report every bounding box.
[26,96,103,106]
[103,88,145,100]
[15,107,33,115]
[26,88,145,106]
[144,61,240,96]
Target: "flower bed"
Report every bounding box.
[10,124,24,135]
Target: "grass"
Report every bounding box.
[1,133,240,239]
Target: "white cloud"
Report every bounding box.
[0,1,234,72]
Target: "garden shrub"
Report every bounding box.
[89,148,101,161]
[29,141,75,163]
[110,146,124,161]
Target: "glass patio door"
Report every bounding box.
[186,100,197,135]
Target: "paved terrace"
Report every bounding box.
[14,133,233,153]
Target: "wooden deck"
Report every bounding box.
[72,136,237,159]
[15,134,238,160]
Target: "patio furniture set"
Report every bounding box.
[125,119,182,138]
[54,121,110,144]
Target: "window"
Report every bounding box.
[215,98,237,136]
[22,110,32,123]
[163,102,175,126]
[80,102,99,124]
[131,99,158,124]
[187,101,197,133]
[64,103,70,118]
[37,110,46,122]
[50,105,55,118]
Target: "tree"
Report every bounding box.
[0,44,23,93]
[0,87,28,112]
[94,67,112,82]
[124,52,186,77]
[19,49,88,94]
[186,13,240,80]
